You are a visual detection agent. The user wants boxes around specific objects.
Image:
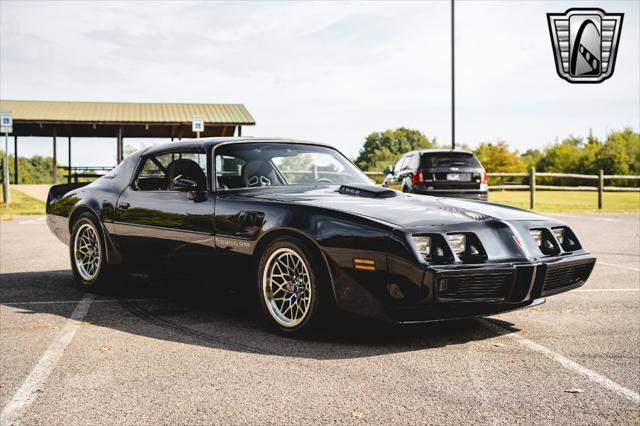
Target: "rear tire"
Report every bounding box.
[69,213,118,291]
[257,237,327,335]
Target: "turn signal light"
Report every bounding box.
[353,258,376,271]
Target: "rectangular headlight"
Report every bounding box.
[412,235,431,257]
[552,228,564,244]
[530,229,543,247]
[447,234,466,254]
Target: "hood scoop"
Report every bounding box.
[338,184,397,199]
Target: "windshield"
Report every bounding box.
[215,143,370,190]
[420,153,481,168]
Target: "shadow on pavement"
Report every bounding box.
[0,270,518,360]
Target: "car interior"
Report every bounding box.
[136,152,207,191]
[216,149,287,190]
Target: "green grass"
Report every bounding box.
[0,185,46,220]
[1,185,636,221]
[489,190,640,212]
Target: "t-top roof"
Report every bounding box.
[0,100,255,125]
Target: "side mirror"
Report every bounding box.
[173,177,198,192]
[383,166,392,175]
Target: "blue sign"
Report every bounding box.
[192,115,204,133]
[1,110,12,133]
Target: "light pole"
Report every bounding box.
[451,0,456,150]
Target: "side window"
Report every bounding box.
[181,152,207,170]
[404,154,414,170]
[135,151,207,191]
[393,156,405,174]
[215,154,247,190]
[410,154,420,169]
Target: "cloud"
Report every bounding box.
[0,0,638,166]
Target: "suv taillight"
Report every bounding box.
[413,169,424,185]
[481,171,488,184]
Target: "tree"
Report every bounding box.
[521,149,544,170]
[519,128,639,186]
[535,136,584,173]
[0,152,56,184]
[473,141,526,173]
[594,128,640,175]
[355,128,436,171]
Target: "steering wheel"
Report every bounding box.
[313,178,334,184]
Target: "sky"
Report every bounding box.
[1,0,638,167]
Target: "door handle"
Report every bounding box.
[117,202,130,209]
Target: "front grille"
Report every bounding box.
[437,271,514,301]
[542,263,593,295]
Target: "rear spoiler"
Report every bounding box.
[46,182,90,206]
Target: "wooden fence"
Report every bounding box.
[364,169,639,209]
[58,166,112,183]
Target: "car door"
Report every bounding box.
[113,149,216,272]
[384,156,405,190]
[387,154,414,191]
[212,151,265,250]
[208,149,270,285]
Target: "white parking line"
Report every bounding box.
[574,288,639,292]
[17,216,46,224]
[0,294,94,426]
[597,261,640,272]
[479,319,640,405]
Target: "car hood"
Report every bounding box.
[230,185,549,227]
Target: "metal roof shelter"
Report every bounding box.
[0,100,255,183]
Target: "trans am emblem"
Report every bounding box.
[547,8,623,83]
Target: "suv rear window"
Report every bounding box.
[420,153,481,168]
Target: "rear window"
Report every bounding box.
[420,153,481,168]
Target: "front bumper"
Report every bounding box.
[331,252,595,324]
[387,254,595,323]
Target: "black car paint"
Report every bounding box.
[46,138,596,323]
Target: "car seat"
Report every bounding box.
[166,159,207,191]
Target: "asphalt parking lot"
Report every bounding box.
[1,213,638,425]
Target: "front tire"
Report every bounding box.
[257,237,325,335]
[69,213,115,290]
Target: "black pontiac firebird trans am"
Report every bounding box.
[46,138,596,335]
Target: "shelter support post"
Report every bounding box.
[238,126,242,137]
[13,136,18,184]
[2,132,8,207]
[52,129,57,183]
[117,127,123,163]
[67,136,71,184]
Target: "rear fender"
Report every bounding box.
[46,182,90,212]
[68,201,124,265]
